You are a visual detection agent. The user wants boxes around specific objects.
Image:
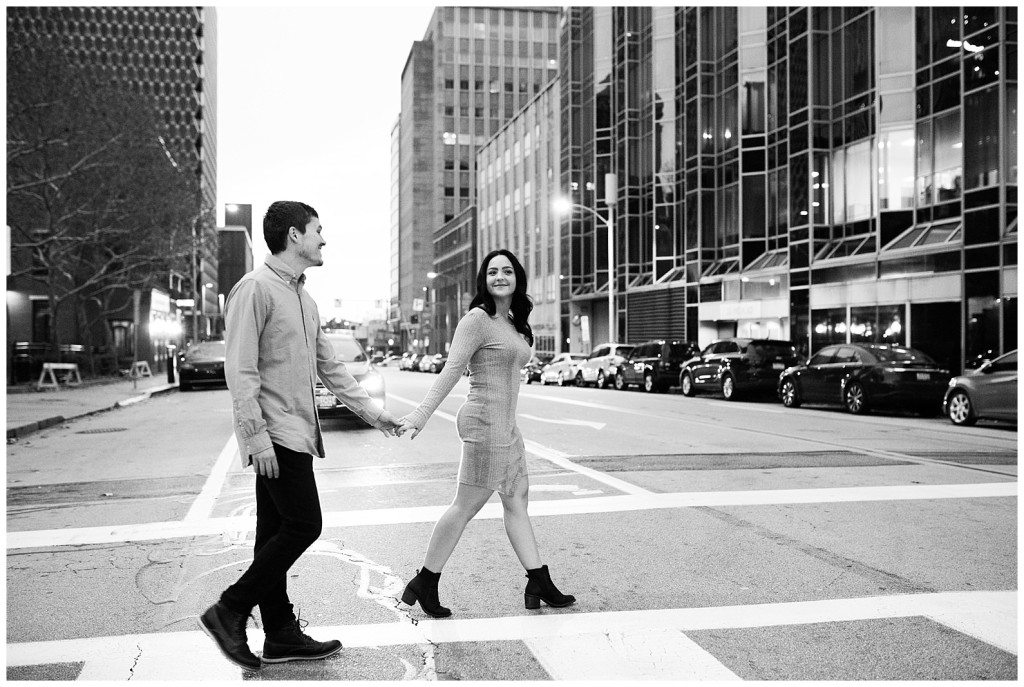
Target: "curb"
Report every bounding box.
[6,383,179,441]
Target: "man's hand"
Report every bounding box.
[252,446,279,478]
[397,415,422,440]
[376,410,401,437]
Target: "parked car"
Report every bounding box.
[540,352,588,386]
[943,349,1017,426]
[520,354,549,384]
[616,340,700,392]
[315,332,386,424]
[576,343,635,388]
[370,352,385,365]
[398,353,416,370]
[403,353,425,371]
[419,353,448,373]
[777,343,948,415]
[178,340,227,391]
[680,338,800,400]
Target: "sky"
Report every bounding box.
[215,4,438,322]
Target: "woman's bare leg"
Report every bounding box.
[498,475,542,570]
[422,481,494,571]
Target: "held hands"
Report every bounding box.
[396,414,422,440]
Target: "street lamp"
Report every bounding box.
[553,173,618,343]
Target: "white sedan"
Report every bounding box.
[539,352,588,386]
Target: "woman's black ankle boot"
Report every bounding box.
[401,567,452,618]
[524,564,576,609]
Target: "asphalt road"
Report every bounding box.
[6,366,1018,680]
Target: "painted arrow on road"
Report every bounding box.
[518,413,605,430]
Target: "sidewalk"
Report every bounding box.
[6,374,178,440]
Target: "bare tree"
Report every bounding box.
[7,35,200,372]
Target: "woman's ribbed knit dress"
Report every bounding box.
[405,307,533,496]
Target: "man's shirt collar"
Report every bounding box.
[264,253,306,286]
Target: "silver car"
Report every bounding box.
[576,343,634,388]
[943,350,1017,426]
[540,352,588,386]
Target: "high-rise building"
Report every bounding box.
[393,6,561,353]
[560,7,1016,372]
[6,6,218,373]
[477,77,562,357]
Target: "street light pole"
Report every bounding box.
[553,172,618,343]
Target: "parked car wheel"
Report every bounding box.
[575,371,585,387]
[843,381,868,414]
[946,390,977,426]
[721,373,737,401]
[179,382,192,392]
[779,378,801,408]
[679,372,695,397]
[596,370,607,388]
[614,372,626,390]
[643,372,657,393]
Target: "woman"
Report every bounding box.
[396,249,576,617]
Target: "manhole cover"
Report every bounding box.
[76,428,128,434]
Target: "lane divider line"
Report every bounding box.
[183,434,239,522]
[6,481,1015,550]
[388,392,651,496]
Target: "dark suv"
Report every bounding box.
[615,340,700,393]
[679,338,801,401]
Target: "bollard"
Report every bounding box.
[166,344,176,384]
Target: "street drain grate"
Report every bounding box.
[76,427,128,434]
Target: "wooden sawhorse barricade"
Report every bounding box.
[36,362,82,390]
[129,361,152,378]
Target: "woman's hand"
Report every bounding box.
[397,415,422,439]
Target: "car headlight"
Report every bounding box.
[179,362,194,370]
[360,374,385,395]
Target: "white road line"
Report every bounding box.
[183,434,239,522]
[8,590,1015,677]
[518,413,606,430]
[388,392,651,495]
[6,482,1015,550]
[525,628,742,680]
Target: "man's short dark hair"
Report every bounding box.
[263,201,318,254]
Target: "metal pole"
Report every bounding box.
[191,221,199,345]
[605,173,617,344]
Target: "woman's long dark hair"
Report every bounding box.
[468,248,534,346]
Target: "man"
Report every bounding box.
[199,200,400,671]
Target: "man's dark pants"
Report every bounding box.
[219,443,322,631]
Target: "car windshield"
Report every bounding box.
[571,354,587,360]
[327,337,367,362]
[871,346,936,365]
[186,341,225,361]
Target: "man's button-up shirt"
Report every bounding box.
[224,254,385,466]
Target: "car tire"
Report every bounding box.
[946,389,977,426]
[179,381,191,392]
[843,381,868,414]
[614,373,626,391]
[596,370,607,388]
[575,371,585,387]
[643,372,656,393]
[721,373,737,401]
[779,378,801,408]
[680,372,695,397]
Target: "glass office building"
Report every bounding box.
[559,7,1016,371]
[393,6,561,353]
